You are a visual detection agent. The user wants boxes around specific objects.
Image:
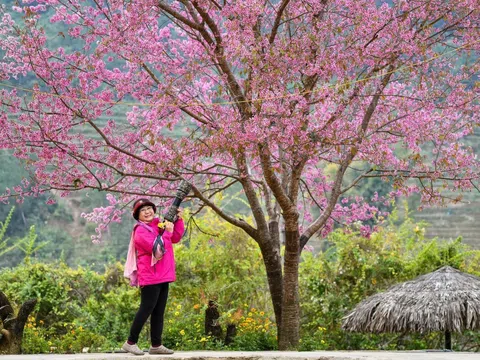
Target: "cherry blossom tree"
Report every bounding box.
[1,0,479,349]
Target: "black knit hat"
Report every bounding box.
[132,198,156,220]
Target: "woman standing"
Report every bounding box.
[123,198,184,356]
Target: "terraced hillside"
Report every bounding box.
[414,202,480,249]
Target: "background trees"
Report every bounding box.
[1,0,479,349]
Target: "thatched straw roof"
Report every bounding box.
[342,266,480,334]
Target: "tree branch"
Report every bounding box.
[269,0,291,44]
[190,183,258,239]
[157,1,203,31]
[235,152,270,238]
[258,143,294,215]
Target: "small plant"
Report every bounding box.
[16,225,49,264]
[0,207,17,258]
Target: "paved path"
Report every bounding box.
[1,351,479,360]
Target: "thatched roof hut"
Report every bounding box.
[342,266,480,349]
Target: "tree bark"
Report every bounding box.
[0,291,37,354]
[259,230,283,331]
[278,229,300,350]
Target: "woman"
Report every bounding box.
[123,198,184,356]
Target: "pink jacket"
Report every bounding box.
[124,217,184,287]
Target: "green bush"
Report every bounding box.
[0,262,106,353]
[174,208,270,311]
[22,316,107,354]
[0,209,274,353]
[0,262,104,326]
[2,206,480,353]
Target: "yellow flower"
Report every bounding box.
[193,304,200,310]
[259,311,265,316]
[200,337,207,342]
[248,312,253,317]
[176,304,182,310]
[39,320,44,325]
[250,308,256,312]
[175,311,180,316]
[168,320,173,323]
[180,330,186,336]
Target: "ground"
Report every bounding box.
[1,350,478,360]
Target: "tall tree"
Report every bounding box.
[1,0,479,349]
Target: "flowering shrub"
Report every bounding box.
[22,316,106,354]
[159,302,276,351]
[227,306,277,350]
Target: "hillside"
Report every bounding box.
[414,202,480,249]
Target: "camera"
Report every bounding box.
[163,180,192,222]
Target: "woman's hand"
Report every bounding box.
[164,221,174,232]
[176,207,184,219]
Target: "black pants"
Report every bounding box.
[128,282,169,346]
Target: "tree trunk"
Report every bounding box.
[278,229,300,350]
[259,226,283,334]
[204,300,223,341]
[445,330,452,350]
[0,291,37,354]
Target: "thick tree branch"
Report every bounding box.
[235,152,270,238]
[288,157,308,203]
[157,2,203,31]
[258,143,294,215]
[190,183,258,239]
[269,0,291,44]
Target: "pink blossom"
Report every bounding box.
[0,0,478,246]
